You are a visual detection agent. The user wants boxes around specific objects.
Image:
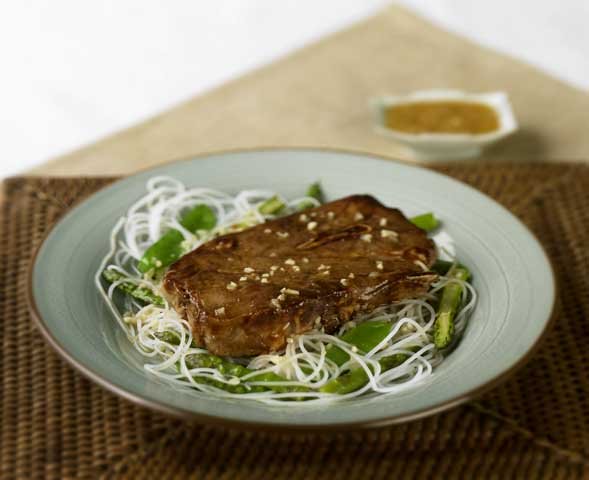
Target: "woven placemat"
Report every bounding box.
[1,163,588,479]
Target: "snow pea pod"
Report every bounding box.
[410,212,439,232]
[319,353,409,394]
[326,321,393,366]
[138,204,216,273]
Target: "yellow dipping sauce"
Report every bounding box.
[384,101,500,134]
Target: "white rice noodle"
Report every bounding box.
[95,176,477,403]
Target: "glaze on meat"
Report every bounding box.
[163,195,437,356]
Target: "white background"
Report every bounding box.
[2,0,588,178]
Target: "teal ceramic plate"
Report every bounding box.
[28,149,555,430]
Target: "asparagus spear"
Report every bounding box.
[184,353,309,394]
[410,212,439,232]
[102,269,164,306]
[153,330,190,345]
[150,337,306,394]
[157,335,296,384]
[187,371,266,394]
[433,265,470,349]
[138,204,216,273]
[321,262,472,395]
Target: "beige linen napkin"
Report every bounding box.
[33,5,589,176]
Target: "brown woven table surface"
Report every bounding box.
[1,162,588,479]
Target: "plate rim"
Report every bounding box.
[26,146,558,432]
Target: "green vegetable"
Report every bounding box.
[185,353,251,376]
[138,230,185,273]
[138,204,216,273]
[258,195,286,215]
[433,265,471,349]
[154,331,186,345]
[185,370,266,394]
[181,204,217,231]
[410,212,439,232]
[195,377,266,394]
[184,353,308,395]
[319,353,409,394]
[306,182,324,203]
[326,321,392,366]
[319,367,370,394]
[432,259,454,276]
[299,182,324,210]
[380,353,412,370]
[102,269,164,306]
[153,337,308,395]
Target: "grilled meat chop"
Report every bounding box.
[163,195,437,356]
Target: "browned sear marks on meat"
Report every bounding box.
[163,195,437,356]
